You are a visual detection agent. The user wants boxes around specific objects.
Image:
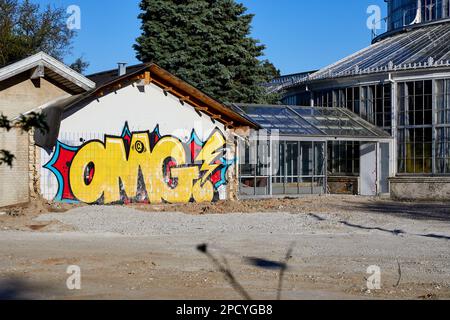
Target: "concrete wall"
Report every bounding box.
[0,73,69,119]
[40,82,235,204]
[390,177,450,201]
[0,128,30,207]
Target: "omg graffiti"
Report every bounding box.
[44,123,233,204]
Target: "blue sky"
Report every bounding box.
[37,0,387,75]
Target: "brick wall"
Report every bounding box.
[0,128,30,207]
[0,71,75,207]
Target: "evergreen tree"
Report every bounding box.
[134,0,280,104]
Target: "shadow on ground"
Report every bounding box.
[0,277,58,300]
[339,220,406,236]
[307,212,450,241]
[337,201,450,222]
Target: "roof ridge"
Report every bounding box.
[86,62,150,77]
[0,51,96,91]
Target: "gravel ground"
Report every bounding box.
[36,207,332,236]
[0,196,449,300]
[35,204,450,240]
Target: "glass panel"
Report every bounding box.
[367,85,375,124]
[398,158,405,173]
[285,142,299,194]
[361,86,367,120]
[397,80,434,174]
[239,140,255,176]
[255,178,269,196]
[310,22,450,80]
[384,84,392,132]
[415,81,424,96]
[312,178,325,194]
[286,142,299,177]
[272,141,285,195]
[236,103,391,140]
[327,141,360,175]
[353,87,360,115]
[300,142,313,176]
[257,140,270,177]
[236,105,324,135]
[255,139,270,196]
[436,127,450,174]
[346,87,353,112]
[240,178,255,196]
[314,143,325,176]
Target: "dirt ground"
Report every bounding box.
[0,195,449,300]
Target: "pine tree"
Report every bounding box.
[134,0,280,104]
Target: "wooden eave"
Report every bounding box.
[92,63,258,129]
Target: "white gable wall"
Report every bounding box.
[40,82,230,203]
[60,83,225,141]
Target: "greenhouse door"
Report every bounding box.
[360,143,377,196]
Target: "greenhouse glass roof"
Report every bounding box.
[273,21,450,90]
[231,104,392,139]
[312,22,450,79]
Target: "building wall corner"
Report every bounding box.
[28,129,42,202]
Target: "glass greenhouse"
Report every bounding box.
[231,104,392,197]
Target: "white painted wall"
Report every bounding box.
[40,82,229,202]
[60,83,225,140]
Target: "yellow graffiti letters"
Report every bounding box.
[104,134,152,203]
[192,180,214,203]
[148,136,191,204]
[67,128,227,204]
[195,131,226,183]
[69,140,107,204]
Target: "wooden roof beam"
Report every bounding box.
[134,69,244,129]
[144,71,151,85]
[163,87,173,95]
[194,106,208,112]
